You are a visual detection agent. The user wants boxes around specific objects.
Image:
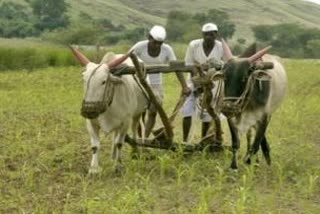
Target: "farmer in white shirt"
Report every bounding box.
[131,25,188,137]
[181,23,224,143]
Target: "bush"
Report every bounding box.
[0,38,78,70]
[0,38,136,71]
[252,23,320,58]
[306,39,320,58]
[166,10,236,43]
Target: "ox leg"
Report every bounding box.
[87,120,101,174]
[112,126,128,173]
[227,118,240,169]
[244,127,256,165]
[131,114,142,158]
[260,135,271,165]
[145,110,157,138]
[246,114,270,165]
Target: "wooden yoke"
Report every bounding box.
[129,53,174,142]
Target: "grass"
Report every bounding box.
[0,58,319,213]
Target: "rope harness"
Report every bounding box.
[193,70,225,118]
[81,64,116,118]
[222,70,271,116]
[81,63,150,119]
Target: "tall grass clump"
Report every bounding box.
[0,38,132,71]
[0,38,76,70]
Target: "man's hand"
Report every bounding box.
[181,86,191,96]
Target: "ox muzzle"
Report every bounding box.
[81,100,107,119]
[221,98,243,117]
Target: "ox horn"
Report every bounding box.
[69,45,90,66]
[248,46,272,63]
[222,38,233,61]
[107,50,133,69]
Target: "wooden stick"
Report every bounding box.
[110,64,193,76]
[124,135,227,153]
[129,53,174,141]
[152,94,187,139]
[195,65,223,143]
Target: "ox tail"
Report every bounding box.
[139,116,146,146]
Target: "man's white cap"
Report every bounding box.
[202,23,218,32]
[149,25,166,41]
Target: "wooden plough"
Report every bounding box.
[112,53,226,153]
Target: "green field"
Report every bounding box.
[0,57,320,213]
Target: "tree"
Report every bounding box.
[166,11,194,42]
[193,9,235,39]
[0,2,37,37]
[306,39,320,58]
[252,25,273,42]
[29,0,69,31]
[252,23,320,58]
[166,9,236,43]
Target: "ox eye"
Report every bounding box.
[102,80,106,85]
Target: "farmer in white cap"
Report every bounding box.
[181,22,224,143]
[131,25,188,138]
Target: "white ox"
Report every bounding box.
[218,40,287,169]
[70,47,148,173]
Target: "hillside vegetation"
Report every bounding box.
[7,0,320,40]
[114,0,320,38]
[62,0,320,39]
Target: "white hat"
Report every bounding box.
[149,25,166,41]
[202,23,218,32]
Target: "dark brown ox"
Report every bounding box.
[219,40,287,169]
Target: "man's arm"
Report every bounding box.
[167,45,191,95]
[175,71,189,93]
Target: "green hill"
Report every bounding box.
[65,0,320,40]
[5,0,320,40]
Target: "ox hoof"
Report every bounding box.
[89,166,102,174]
[230,162,238,170]
[114,164,125,175]
[265,156,271,166]
[244,154,252,165]
[245,157,251,165]
[263,153,271,165]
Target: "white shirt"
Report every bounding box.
[185,39,224,66]
[131,40,176,85]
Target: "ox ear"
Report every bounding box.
[107,50,132,69]
[240,43,257,58]
[69,45,90,66]
[252,61,274,70]
[108,74,123,84]
[101,52,116,64]
[248,46,272,63]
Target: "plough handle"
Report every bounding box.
[129,53,174,141]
